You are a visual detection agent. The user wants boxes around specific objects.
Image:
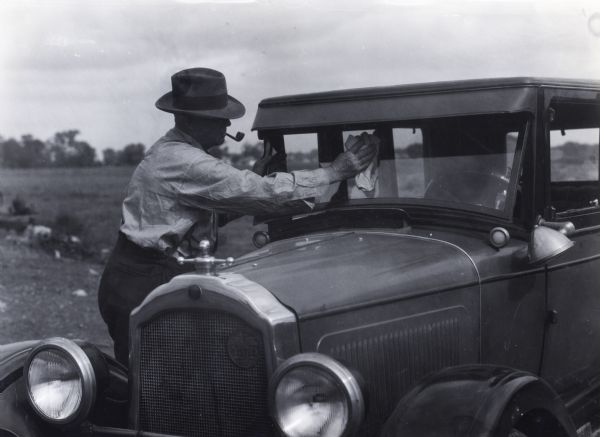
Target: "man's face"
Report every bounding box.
[184,116,231,148]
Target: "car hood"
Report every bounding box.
[228,231,480,319]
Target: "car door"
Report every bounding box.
[540,93,600,395]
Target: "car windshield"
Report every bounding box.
[282,113,528,216]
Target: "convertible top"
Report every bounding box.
[252,77,600,132]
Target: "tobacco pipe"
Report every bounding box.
[226,132,245,142]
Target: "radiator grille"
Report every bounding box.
[139,310,274,437]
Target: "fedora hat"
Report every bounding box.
[155,68,245,119]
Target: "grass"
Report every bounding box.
[1,167,131,253]
[0,166,262,258]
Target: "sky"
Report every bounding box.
[1,0,600,154]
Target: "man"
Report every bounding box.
[98,68,376,365]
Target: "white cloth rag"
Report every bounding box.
[344,132,380,192]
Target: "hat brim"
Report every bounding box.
[155,92,246,119]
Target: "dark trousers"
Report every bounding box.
[98,233,193,365]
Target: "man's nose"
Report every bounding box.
[225,120,231,127]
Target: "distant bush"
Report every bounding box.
[48,130,96,167]
[102,143,146,166]
[53,212,85,237]
[9,196,34,216]
[48,211,96,258]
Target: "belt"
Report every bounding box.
[116,232,168,261]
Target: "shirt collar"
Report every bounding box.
[165,127,204,150]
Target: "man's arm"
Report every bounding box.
[176,141,376,216]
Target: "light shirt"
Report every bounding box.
[120,128,332,256]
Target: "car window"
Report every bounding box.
[550,128,599,182]
[393,128,425,198]
[283,133,319,171]
[272,114,527,217]
[549,101,600,214]
[337,114,524,213]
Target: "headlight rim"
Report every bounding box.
[24,337,97,425]
[269,352,365,437]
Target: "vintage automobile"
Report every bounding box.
[2,77,600,437]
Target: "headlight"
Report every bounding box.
[25,338,96,425]
[269,353,364,437]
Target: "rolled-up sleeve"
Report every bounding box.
[176,154,332,215]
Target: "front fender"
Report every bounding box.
[380,365,577,437]
[0,341,39,380]
[0,341,48,437]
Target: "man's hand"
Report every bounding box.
[252,152,287,176]
[328,138,377,182]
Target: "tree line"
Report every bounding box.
[0,130,319,170]
[0,130,146,168]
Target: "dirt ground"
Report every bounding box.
[0,231,113,354]
[0,220,263,358]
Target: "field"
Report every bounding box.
[1,166,132,253]
[0,166,262,353]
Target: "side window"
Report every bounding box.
[550,128,599,182]
[549,102,600,214]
